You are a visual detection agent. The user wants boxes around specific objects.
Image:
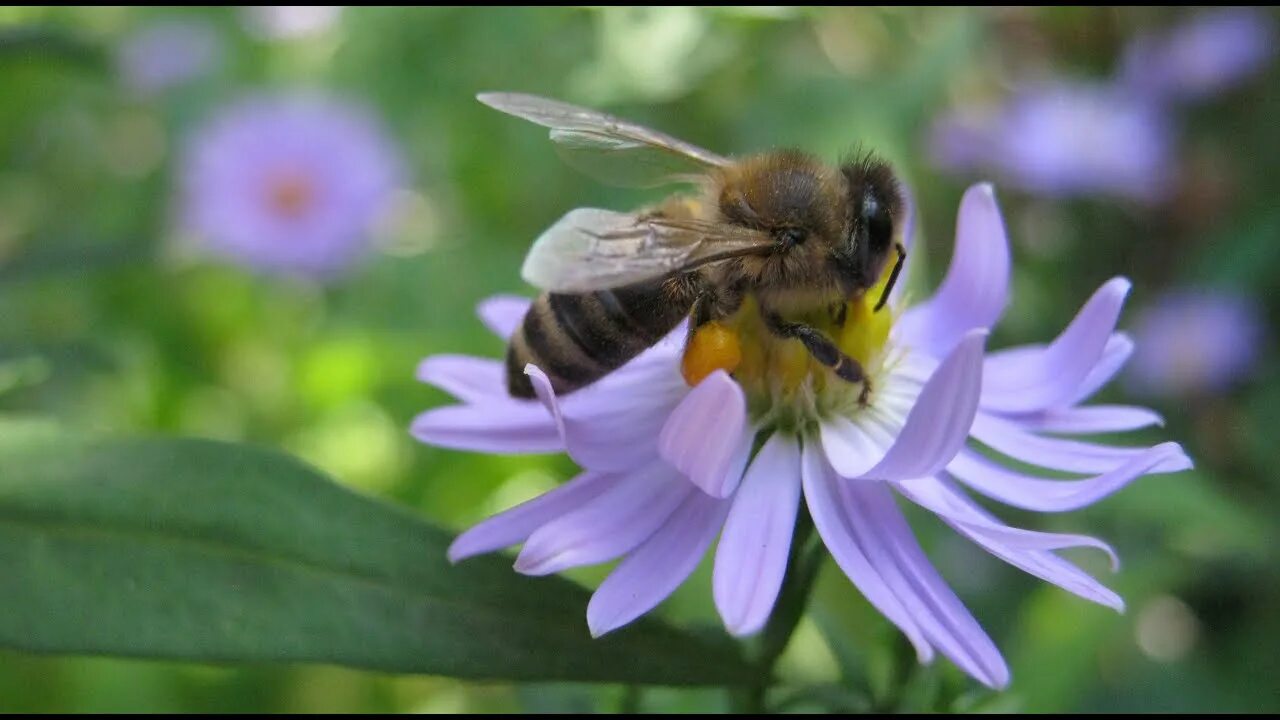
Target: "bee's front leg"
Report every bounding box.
[689,283,743,331]
[829,301,848,328]
[763,310,871,404]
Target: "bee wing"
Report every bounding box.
[478,92,730,188]
[522,208,774,293]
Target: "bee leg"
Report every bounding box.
[688,281,745,335]
[689,290,716,333]
[764,311,871,404]
[829,302,848,328]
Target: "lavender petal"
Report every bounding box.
[587,490,729,637]
[801,442,935,663]
[526,364,682,471]
[898,475,1118,569]
[713,433,802,636]
[660,371,751,497]
[981,278,1131,413]
[1017,405,1164,435]
[853,330,987,481]
[947,442,1190,512]
[410,404,561,454]
[818,413,898,480]
[1064,333,1134,407]
[416,355,507,403]
[896,184,1010,359]
[971,411,1190,475]
[514,459,692,575]
[447,470,613,562]
[897,476,1124,610]
[840,480,1010,689]
[477,295,532,340]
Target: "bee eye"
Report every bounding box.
[862,191,893,254]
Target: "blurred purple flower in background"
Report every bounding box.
[930,83,1175,203]
[1120,8,1277,104]
[1126,288,1266,397]
[242,6,344,41]
[117,17,223,96]
[179,95,403,278]
[929,8,1275,203]
[412,184,1190,689]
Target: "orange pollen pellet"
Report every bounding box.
[681,321,742,387]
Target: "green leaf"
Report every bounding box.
[0,433,751,686]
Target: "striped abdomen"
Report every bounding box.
[507,280,693,398]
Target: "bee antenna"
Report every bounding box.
[874,242,907,312]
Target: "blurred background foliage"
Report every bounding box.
[0,6,1276,712]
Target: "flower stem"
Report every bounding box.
[729,507,824,713]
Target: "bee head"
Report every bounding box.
[717,151,849,280]
[836,155,903,295]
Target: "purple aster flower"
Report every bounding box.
[1120,8,1277,104]
[930,83,1175,203]
[412,184,1191,689]
[179,95,403,278]
[117,17,223,96]
[1126,288,1266,397]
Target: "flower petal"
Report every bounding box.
[713,433,802,636]
[898,475,1118,565]
[981,278,1131,413]
[660,371,752,497]
[514,460,691,575]
[478,294,531,340]
[447,470,613,562]
[587,491,729,637]
[948,442,1190,512]
[416,355,506,403]
[818,413,899,479]
[817,358,930,478]
[801,441,935,663]
[896,476,1124,610]
[839,480,1010,689]
[1017,405,1165,435]
[895,184,1010,358]
[1064,333,1133,407]
[971,411,1190,475]
[852,329,988,481]
[410,404,561,454]
[526,364,682,471]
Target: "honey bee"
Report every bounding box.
[481,93,906,402]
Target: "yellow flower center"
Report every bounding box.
[681,249,902,429]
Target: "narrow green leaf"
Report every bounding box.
[0,434,750,686]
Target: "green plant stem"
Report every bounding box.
[729,508,825,713]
